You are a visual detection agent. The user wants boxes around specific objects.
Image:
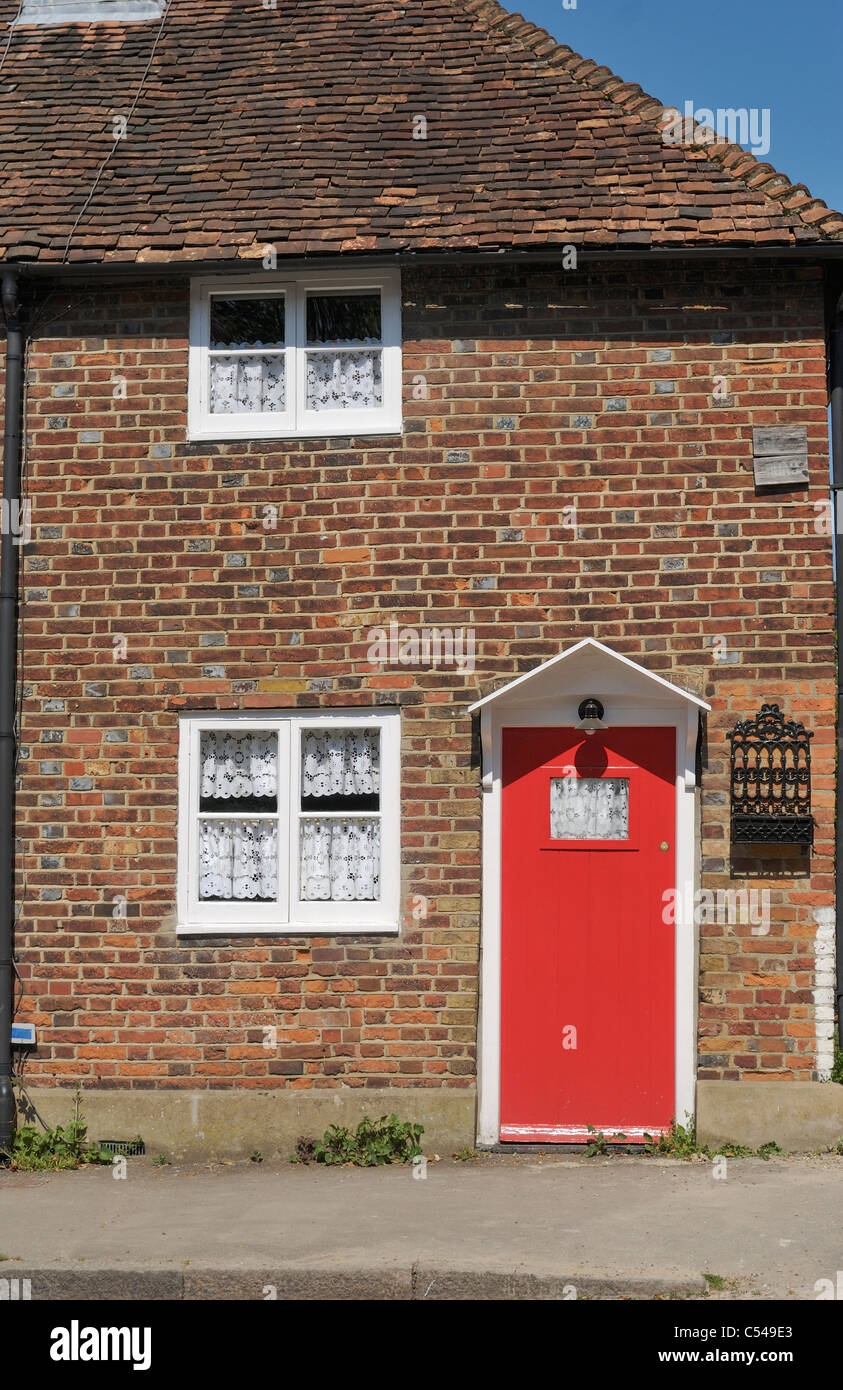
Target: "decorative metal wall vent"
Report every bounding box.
[727,704,813,845]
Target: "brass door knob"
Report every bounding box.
[660,841,670,851]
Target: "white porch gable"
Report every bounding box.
[468,637,710,715]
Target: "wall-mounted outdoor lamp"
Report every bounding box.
[575,697,608,736]
[727,703,814,846]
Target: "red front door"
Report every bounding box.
[500,726,676,1142]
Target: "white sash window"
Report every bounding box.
[178,711,400,934]
[188,270,402,440]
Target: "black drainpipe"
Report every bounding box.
[0,268,22,1154]
[831,290,843,1057]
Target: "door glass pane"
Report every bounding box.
[550,776,629,840]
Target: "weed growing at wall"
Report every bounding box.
[1,1091,110,1171]
[293,1114,424,1167]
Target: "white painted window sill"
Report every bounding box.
[186,420,403,443]
[176,922,400,937]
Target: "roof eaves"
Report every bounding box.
[10,240,843,279]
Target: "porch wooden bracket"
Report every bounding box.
[480,706,493,793]
[683,714,698,792]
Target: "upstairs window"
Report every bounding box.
[188,271,402,440]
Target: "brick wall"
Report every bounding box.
[10,256,835,1094]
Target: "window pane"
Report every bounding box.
[550,777,629,840]
[301,729,380,805]
[210,296,285,349]
[210,355,286,414]
[305,349,383,412]
[306,292,381,345]
[299,817,380,901]
[199,819,278,901]
[200,731,277,811]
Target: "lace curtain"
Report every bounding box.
[199,820,277,900]
[199,731,278,900]
[305,349,382,411]
[196,728,384,904]
[210,354,286,414]
[201,732,277,800]
[550,776,629,840]
[301,729,380,798]
[300,818,380,900]
[299,729,381,901]
[210,348,381,413]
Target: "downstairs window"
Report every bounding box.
[177,710,400,934]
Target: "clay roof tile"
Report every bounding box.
[0,0,836,266]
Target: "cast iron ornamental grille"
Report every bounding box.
[727,704,814,845]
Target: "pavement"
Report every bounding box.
[1,1151,842,1300]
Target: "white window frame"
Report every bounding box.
[177,708,400,936]
[187,270,402,441]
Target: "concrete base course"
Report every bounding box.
[17,1086,476,1161]
[20,1081,843,1160]
[697,1080,843,1152]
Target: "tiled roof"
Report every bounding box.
[0,0,840,265]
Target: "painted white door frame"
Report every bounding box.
[468,640,709,1147]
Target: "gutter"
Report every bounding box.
[5,242,843,286]
[831,290,843,1064]
[0,268,22,1153]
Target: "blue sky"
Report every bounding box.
[519,0,843,215]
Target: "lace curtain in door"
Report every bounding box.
[550,776,629,840]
